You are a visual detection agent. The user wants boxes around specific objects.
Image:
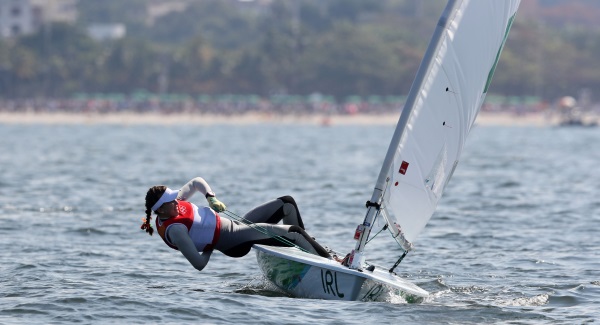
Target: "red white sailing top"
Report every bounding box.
[156,200,221,252]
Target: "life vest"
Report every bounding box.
[156,200,221,252]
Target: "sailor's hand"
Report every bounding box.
[207,196,227,212]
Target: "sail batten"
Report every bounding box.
[373,0,521,251]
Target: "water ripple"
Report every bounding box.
[1,125,599,324]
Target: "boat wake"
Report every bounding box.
[497,294,550,307]
[234,276,292,298]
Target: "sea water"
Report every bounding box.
[0,122,598,324]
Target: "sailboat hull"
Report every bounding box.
[254,245,428,302]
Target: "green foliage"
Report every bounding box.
[294,22,404,97]
[2,0,600,101]
[146,0,258,49]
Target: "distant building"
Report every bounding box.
[87,23,126,41]
[0,0,77,38]
[146,1,188,26]
[29,0,78,24]
[0,0,36,37]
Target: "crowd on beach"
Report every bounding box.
[0,96,397,116]
[0,94,553,116]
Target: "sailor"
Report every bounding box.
[141,177,330,271]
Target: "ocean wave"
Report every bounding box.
[497,294,550,306]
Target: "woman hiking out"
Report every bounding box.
[142,177,330,271]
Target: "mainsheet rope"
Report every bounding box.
[221,210,310,254]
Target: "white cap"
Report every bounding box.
[151,187,179,211]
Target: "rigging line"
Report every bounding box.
[368,179,390,244]
[223,210,299,247]
[364,180,389,247]
[222,210,310,253]
[359,178,390,250]
[389,250,409,274]
[366,223,388,245]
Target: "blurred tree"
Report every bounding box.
[256,1,302,94]
[298,1,329,31]
[326,0,383,22]
[295,22,401,98]
[147,0,258,50]
[1,0,599,102]
[225,51,265,94]
[170,34,216,93]
[16,23,99,97]
[102,38,162,93]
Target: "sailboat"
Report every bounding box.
[254,0,521,302]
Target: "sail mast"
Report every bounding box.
[349,0,460,270]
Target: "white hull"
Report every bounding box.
[254,245,428,302]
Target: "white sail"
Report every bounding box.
[378,0,521,251]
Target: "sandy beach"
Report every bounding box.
[0,111,567,126]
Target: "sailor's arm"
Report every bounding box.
[167,224,212,271]
[177,177,214,201]
[177,177,227,212]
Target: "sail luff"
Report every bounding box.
[351,1,461,263]
[379,0,521,250]
[372,0,460,197]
